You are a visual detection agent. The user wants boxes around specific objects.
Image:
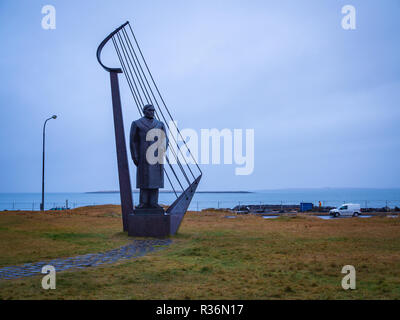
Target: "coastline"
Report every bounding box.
[85,190,253,194]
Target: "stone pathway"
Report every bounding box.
[0,239,172,281]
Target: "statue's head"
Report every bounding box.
[143,104,155,119]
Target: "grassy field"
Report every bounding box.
[0,206,399,299]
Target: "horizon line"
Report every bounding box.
[1,187,400,194]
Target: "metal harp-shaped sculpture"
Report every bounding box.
[97,21,202,235]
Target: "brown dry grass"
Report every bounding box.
[0,207,399,299]
[0,205,127,266]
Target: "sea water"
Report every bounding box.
[0,188,399,211]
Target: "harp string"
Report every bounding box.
[128,23,202,176]
[115,33,145,107]
[120,28,194,184]
[112,37,141,114]
[112,23,202,198]
[121,28,196,182]
[113,35,180,197]
[118,29,192,186]
[116,30,191,187]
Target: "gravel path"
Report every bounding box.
[0,239,172,280]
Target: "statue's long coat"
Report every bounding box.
[129,117,167,189]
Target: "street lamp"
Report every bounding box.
[40,115,57,211]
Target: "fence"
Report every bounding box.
[1,199,400,212]
[188,200,400,211]
[0,201,101,211]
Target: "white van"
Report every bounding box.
[330,203,361,217]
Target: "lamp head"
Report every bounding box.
[52,115,57,119]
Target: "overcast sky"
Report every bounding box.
[0,0,399,192]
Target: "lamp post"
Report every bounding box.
[40,115,57,211]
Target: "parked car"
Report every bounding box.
[329,203,361,217]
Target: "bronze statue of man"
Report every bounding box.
[130,104,167,209]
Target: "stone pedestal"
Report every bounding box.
[133,207,165,215]
[128,208,170,238]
